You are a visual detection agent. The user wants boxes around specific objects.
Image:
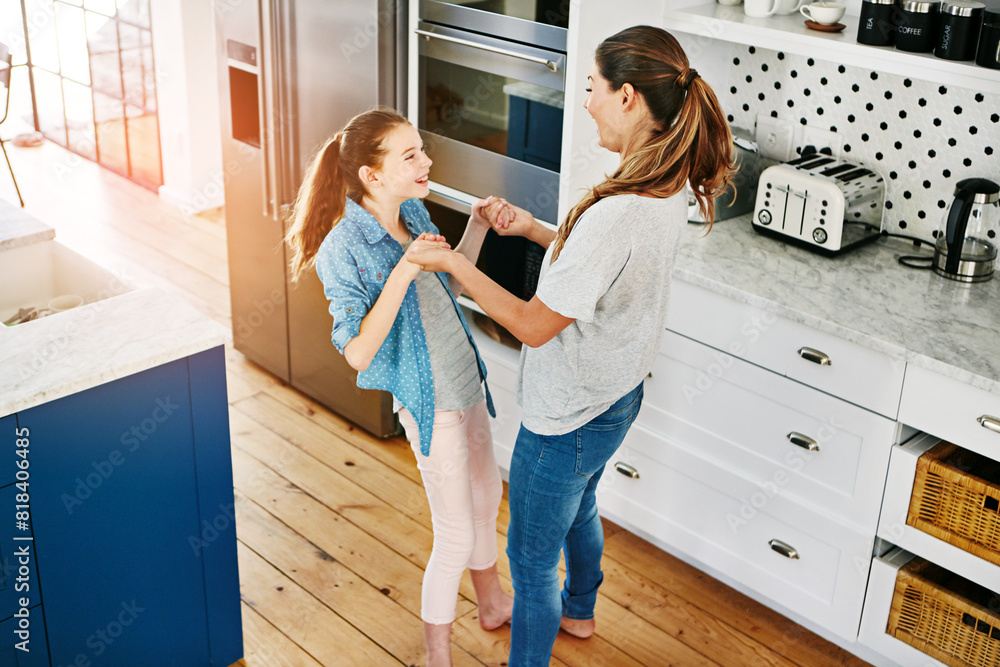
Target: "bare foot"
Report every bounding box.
[478,590,513,630]
[560,616,595,639]
[470,565,514,630]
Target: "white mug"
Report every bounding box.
[744,0,778,17]
[800,1,846,23]
[774,0,806,14]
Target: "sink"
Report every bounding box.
[1,240,135,326]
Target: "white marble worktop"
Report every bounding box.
[1,206,229,416]
[0,286,230,416]
[0,198,54,250]
[676,215,1000,397]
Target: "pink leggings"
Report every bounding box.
[398,400,503,624]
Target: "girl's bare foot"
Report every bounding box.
[470,564,514,630]
[560,616,595,639]
[424,622,453,667]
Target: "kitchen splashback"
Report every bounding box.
[723,46,1000,241]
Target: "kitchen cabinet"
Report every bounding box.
[0,347,242,666]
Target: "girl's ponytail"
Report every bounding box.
[285,107,409,281]
[286,133,346,281]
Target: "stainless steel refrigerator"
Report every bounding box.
[214,0,404,438]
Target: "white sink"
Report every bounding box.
[1,240,135,327]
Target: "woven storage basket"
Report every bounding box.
[887,558,1000,667]
[906,441,1000,567]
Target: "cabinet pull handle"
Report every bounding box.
[614,462,640,479]
[787,432,820,452]
[797,347,832,366]
[769,539,800,559]
[978,415,1000,435]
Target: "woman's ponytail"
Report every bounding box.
[286,133,346,281]
[551,26,735,261]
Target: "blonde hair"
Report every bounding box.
[551,26,735,262]
[285,107,409,281]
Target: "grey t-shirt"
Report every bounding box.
[517,193,686,435]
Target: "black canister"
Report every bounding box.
[935,0,985,59]
[895,0,941,51]
[977,5,1000,67]
[859,0,898,45]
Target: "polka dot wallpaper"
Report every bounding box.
[722,45,1000,240]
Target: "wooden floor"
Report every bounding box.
[0,137,874,666]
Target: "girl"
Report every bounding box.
[285,107,513,666]
[409,26,735,666]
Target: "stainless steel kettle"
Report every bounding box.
[933,177,1000,282]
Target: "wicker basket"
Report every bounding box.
[906,441,1000,567]
[887,558,1000,667]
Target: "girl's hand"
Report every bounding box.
[399,233,450,280]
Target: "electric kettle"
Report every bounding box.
[933,177,1000,282]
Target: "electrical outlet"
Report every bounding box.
[754,115,795,161]
[796,125,844,158]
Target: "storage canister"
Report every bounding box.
[977,4,1000,68]
[935,0,986,59]
[895,0,941,51]
[859,0,897,45]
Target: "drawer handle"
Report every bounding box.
[614,462,640,479]
[797,347,831,366]
[787,432,820,452]
[978,415,1000,435]
[768,539,800,560]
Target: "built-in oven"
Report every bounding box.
[412,0,568,223]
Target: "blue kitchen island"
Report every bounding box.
[0,207,241,666]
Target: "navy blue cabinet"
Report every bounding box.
[1,346,241,666]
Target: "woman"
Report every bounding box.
[408,26,734,665]
[284,107,513,666]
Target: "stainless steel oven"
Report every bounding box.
[413,0,568,223]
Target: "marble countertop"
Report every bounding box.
[676,215,1000,396]
[1,208,230,416]
[0,199,54,250]
[0,287,230,416]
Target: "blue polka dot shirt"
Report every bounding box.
[314,197,495,455]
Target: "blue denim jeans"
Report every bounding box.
[506,383,644,667]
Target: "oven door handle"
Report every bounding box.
[414,29,559,73]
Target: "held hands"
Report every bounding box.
[480,196,536,239]
[401,233,450,280]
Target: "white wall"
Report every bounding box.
[151,0,224,214]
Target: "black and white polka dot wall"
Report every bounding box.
[724,45,1000,240]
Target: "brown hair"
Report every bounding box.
[285,107,410,281]
[551,25,735,262]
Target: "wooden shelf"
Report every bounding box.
[664,3,1000,94]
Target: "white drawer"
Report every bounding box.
[878,434,1000,591]
[858,549,948,667]
[638,331,899,530]
[899,364,1000,462]
[667,280,906,418]
[599,423,873,641]
[470,319,522,472]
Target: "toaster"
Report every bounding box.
[751,152,886,255]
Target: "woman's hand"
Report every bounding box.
[487,198,537,239]
[399,233,450,280]
[406,243,457,274]
[470,195,501,229]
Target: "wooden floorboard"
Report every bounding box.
[1,137,874,666]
